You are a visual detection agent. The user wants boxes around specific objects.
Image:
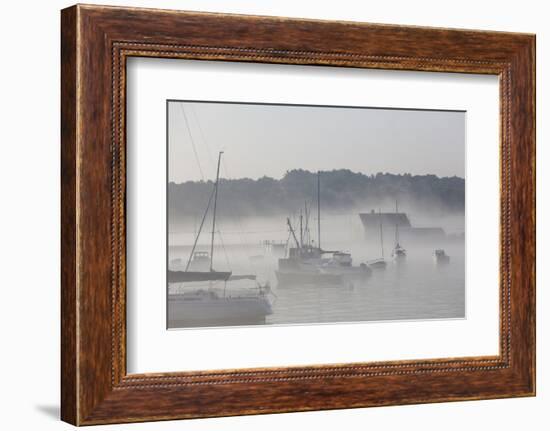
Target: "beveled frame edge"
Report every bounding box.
[61,4,535,425]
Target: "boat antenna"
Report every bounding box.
[209,151,223,272]
[317,171,321,250]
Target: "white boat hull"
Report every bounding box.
[168,294,273,328]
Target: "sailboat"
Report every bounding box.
[368,208,387,270]
[391,201,407,262]
[167,113,273,327]
[168,151,232,283]
[168,151,273,327]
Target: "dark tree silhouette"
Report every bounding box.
[168,169,465,220]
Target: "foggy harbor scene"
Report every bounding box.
[167,101,465,329]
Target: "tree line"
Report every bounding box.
[168,169,465,220]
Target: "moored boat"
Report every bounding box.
[391,202,407,262]
[433,249,450,265]
[168,148,272,327]
[168,281,273,328]
[368,208,387,270]
[368,258,387,270]
[320,252,372,279]
[392,243,407,262]
[275,171,370,285]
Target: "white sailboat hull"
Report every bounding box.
[168,294,273,328]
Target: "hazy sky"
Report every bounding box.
[168,101,465,183]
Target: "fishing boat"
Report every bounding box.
[275,171,370,285]
[433,249,450,265]
[275,216,343,285]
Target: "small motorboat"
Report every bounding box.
[391,203,406,263]
[433,249,450,265]
[368,258,387,270]
[391,243,407,262]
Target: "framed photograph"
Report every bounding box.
[61,4,536,425]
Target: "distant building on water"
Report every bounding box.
[359,209,446,243]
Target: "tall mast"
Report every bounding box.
[185,188,215,272]
[317,171,321,250]
[299,210,303,248]
[209,151,223,272]
[304,201,310,247]
[379,208,384,258]
[394,200,399,246]
[303,202,308,246]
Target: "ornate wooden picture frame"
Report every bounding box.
[61,4,535,425]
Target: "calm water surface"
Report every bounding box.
[168,240,465,328]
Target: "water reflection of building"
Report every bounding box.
[359,209,446,243]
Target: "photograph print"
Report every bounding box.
[167,101,465,329]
